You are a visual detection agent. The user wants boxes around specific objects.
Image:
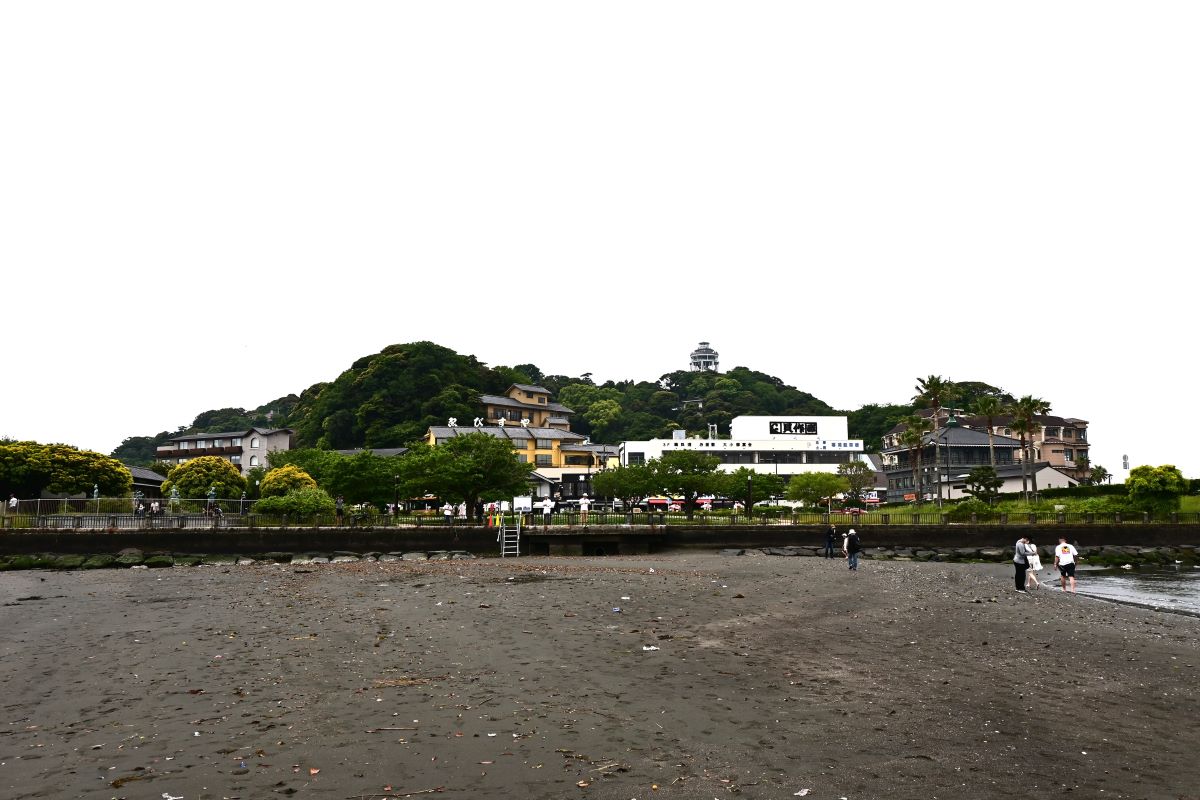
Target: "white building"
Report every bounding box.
[619,415,863,476]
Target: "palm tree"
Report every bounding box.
[1009,414,1032,501]
[972,396,1004,468]
[914,376,957,507]
[1011,395,1051,503]
[900,414,931,504]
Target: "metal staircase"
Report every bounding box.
[498,514,521,557]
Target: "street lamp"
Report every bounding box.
[941,414,959,506]
[746,472,753,522]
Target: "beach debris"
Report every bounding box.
[794,790,811,796]
[648,568,655,573]
[612,607,622,613]
[1121,564,1133,570]
[621,596,632,600]
[642,645,660,651]
[478,603,491,608]
[163,794,184,800]
[576,779,590,787]
[309,767,320,776]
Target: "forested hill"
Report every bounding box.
[111,341,924,464]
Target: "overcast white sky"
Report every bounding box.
[3,2,1197,479]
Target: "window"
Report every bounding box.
[197,440,208,449]
[512,439,529,449]
[214,439,225,448]
[250,437,259,448]
[1044,427,1060,439]
[1077,429,1087,441]
[232,437,242,446]
[538,397,546,404]
[230,455,241,464]
[249,456,259,467]
[516,454,528,463]
[177,458,187,464]
[627,452,645,465]
[535,438,554,449]
[1062,428,1074,439]
[535,455,553,467]
[178,441,190,450]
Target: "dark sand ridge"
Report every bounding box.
[1,554,1197,799]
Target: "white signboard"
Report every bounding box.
[513,495,533,512]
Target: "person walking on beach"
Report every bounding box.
[1024,539,1043,590]
[1054,536,1080,593]
[1013,536,1030,592]
[843,528,861,571]
[825,524,837,559]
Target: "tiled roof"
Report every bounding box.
[509,383,550,394]
[428,426,586,442]
[166,427,293,443]
[480,394,575,415]
[127,465,166,482]
[334,447,409,457]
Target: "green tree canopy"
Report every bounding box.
[0,441,132,498]
[837,460,877,505]
[963,465,1002,504]
[592,463,659,509]
[785,471,849,509]
[253,486,336,516]
[259,465,318,497]
[161,456,247,499]
[397,434,533,521]
[652,451,723,519]
[718,467,784,508]
[1126,464,1188,512]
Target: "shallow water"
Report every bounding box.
[1039,565,1200,616]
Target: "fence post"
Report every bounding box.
[1114,512,1122,524]
[881,513,889,525]
[1056,512,1066,524]
[999,512,1008,525]
[1027,513,1036,525]
[1085,513,1094,524]
[1171,512,1179,524]
[1143,511,1150,524]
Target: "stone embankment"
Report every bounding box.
[731,543,1200,566]
[0,549,478,571]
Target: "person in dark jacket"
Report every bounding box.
[825,525,837,559]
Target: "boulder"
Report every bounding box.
[201,554,237,565]
[51,554,87,569]
[144,555,175,568]
[401,552,429,562]
[115,552,144,567]
[82,554,117,569]
[378,554,402,562]
[330,555,359,563]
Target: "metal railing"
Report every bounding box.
[4,497,1200,530]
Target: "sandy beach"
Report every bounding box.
[2,553,1197,800]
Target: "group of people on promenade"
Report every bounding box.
[1014,535,1079,593]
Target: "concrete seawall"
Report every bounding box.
[1,524,1198,561]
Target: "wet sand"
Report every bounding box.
[2,553,1198,800]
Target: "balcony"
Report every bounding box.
[156,445,243,457]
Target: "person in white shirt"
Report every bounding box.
[1053,536,1080,593]
[578,494,591,525]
